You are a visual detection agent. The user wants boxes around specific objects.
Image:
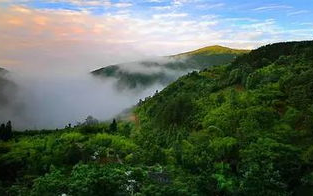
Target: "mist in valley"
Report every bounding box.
[0,40,167,130]
[0,66,165,130]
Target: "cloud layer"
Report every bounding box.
[1,0,312,72]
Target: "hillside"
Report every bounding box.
[92,45,249,89]
[1,41,313,195]
[134,40,313,195]
[172,45,250,57]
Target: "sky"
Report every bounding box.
[0,0,313,72]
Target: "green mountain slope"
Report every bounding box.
[172,45,250,56]
[92,46,249,89]
[134,40,313,195]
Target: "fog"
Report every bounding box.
[0,2,270,131]
[0,40,166,130]
[0,69,163,130]
[0,6,193,130]
[93,56,195,91]
[111,56,188,74]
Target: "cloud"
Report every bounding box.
[223,17,258,23]
[11,5,32,13]
[52,0,111,7]
[152,12,188,19]
[287,10,309,16]
[146,0,164,2]
[253,4,292,11]
[298,22,313,26]
[114,2,133,8]
[196,3,225,10]
[172,0,187,6]
[1,2,312,68]
[152,5,172,10]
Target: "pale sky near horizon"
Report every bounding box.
[0,0,313,72]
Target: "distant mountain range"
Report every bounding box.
[91,45,250,90]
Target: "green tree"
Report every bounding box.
[0,121,12,141]
[109,119,117,133]
[0,123,5,141]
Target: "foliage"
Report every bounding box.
[2,41,313,195]
[0,121,13,141]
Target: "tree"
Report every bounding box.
[5,121,13,141]
[84,116,98,125]
[0,121,12,141]
[109,119,117,133]
[0,123,5,141]
[158,95,193,128]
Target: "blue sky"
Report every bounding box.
[0,0,312,71]
[4,0,312,24]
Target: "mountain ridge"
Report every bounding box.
[170,45,250,57]
[92,45,249,89]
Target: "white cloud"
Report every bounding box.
[60,0,112,7]
[253,4,292,11]
[287,10,309,16]
[223,17,258,22]
[298,22,313,26]
[44,0,132,8]
[146,0,164,2]
[196,3,225,9]
[1,2,312,66]
[114,2,133,8]
[152,12,188,19]
[172,0,186,6]
[152,5,172,10]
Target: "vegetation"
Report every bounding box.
[91,46,249,89]
[1,41,313,195]
[0,121,13,141]
[172,45,250,56]
[93,66,173,89]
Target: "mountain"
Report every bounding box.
[133,40,313,195]
[171,45,250,57]
[91,45,249,89]
[2,41,313,195]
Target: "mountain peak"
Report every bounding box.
[173,45,250,57]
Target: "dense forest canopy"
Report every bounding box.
[1,41,313,195]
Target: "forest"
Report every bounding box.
[1,41,313,195]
